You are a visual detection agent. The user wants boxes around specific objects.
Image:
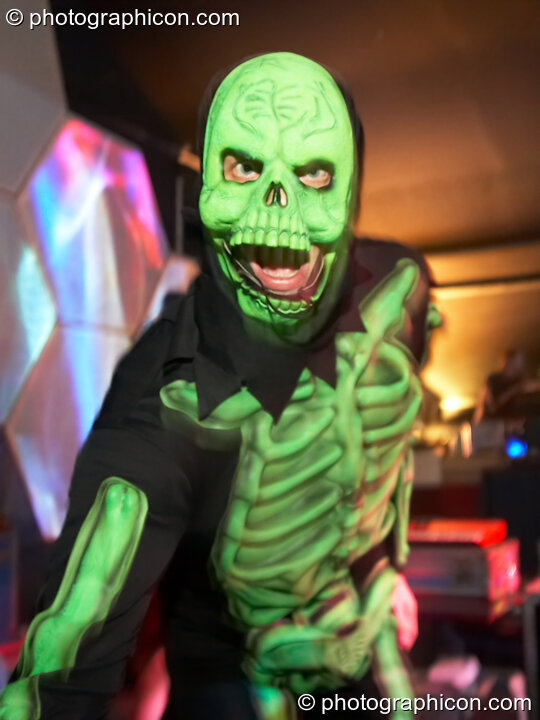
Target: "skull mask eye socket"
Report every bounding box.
[223,152,263,183]
[295,161,334,190]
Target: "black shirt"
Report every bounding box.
[31,237,431,719]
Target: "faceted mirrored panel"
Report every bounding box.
[1,428,34,539]
[0,197,56,423]
[22,118,169,336]
[6,326,130,540]
[0,3,65,192]
[0,428,50,632]
[143,254,200,330]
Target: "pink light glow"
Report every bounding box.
[26,117,168,335]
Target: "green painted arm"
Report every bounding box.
[0,478,148,720]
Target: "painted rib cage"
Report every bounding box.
[162,260,422,700]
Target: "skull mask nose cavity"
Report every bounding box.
[265,182,287,208]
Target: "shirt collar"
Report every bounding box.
[165,240,372,422]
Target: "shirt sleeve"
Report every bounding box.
[6,318,194,719]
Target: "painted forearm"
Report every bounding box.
[0,478,148,720]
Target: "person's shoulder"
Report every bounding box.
[132,287,196,356]
[119,296,179,368]
[93,291,195,427]
[349,237,435,365]
[351,236,432,283]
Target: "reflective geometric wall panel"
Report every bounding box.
[0,197,56,423]
[0,427,51,633]
[5,327,129,540]
[144,253,200,327]
[21,118,168,336]
[1,95,201,545]
[0,0,65,192]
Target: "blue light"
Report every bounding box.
[506,437,528,459]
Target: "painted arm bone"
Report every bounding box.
[0,478,148,720]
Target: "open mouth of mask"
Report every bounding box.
[224,211,325,304]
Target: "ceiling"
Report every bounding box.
[52,0,540,415]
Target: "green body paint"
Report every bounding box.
[0,478,148,720]
[162,261,422,716]
[199,52,357,338]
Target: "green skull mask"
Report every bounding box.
[199,52,357,340]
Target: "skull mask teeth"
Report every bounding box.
[226,208,324,310]
[230,207,310,254]
[199,52,357,331]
